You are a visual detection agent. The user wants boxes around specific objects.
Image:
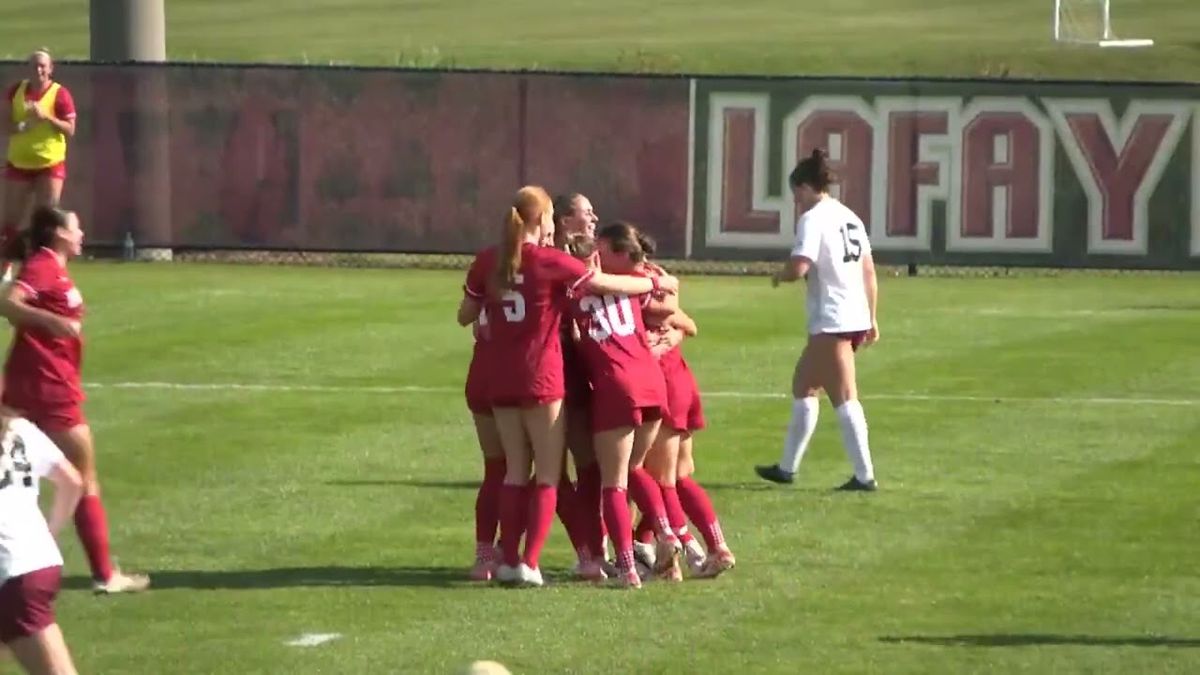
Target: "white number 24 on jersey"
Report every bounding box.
[478,274,526,325]
[580,294,635,341]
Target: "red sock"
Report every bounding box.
[498,484,528,567]
[602,487,635,572]
[627,467,672,539]
[522,484,557,570]
[475,457,506,549]
[660,485,696,545]
[555,476,590,560]
[677,476,726,552]
[576,462,604,558]
[633,514,655,544]
[74,495,114,582]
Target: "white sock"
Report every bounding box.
[835,399,874,482]
[779,397,820,473]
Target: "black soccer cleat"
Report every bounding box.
[755,464,795,485]
[835,476,878,492]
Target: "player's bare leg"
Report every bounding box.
[643,431,690,574]
[823,336,877,491]
[757,341,823,484]
[46,424,150,593]
[471,413,505,581]
[492,407,532,585]
[507,403,566,587]
[6,623,78,675]
[594,426,640,588]
[627,418,680,581]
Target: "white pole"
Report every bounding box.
[1053,0,1062,41]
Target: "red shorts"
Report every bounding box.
[660,351,706,433]
[492,394,562,409]
[828,330,869,352]
[1,395,85,434]
[465,356,491,417]
[591,393,664,433]
[4,162,66,182]
[0,566,61,644]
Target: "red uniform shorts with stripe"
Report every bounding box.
[828,330,869,352]
[0,566,62,644]
[4,162,66,182]
[659,349,706,433]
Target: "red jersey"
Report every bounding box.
[5,81,76,122]
[464,244,593,404]
[567,287,666,410]
[3,248,85,406]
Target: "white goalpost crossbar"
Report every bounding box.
[1053,0,1153,48]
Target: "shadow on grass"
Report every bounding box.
[325,479,479,489]
[65,566,470,591]
[880,634,1200,648]
[325,479,803,493]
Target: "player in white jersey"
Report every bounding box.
[755,149,881,491]
[0,408,83,675]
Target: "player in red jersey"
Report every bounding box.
[459,308,504,581]
[0,207,149,595]
[550,193,607,579]
[634,234,736,578]
[563,224,686,588]
[2,50,77,283]
[458,187,674,587]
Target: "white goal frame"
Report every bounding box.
[1053,0,1154,48]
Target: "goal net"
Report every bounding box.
[1053,0,1153,47]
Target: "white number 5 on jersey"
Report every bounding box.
[482,274,525,323]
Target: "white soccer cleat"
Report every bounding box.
[93,569,151,595]
[633,541,657,569]
[684,540,707,575]
[517,564,544,588]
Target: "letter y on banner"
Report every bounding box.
[1046,99,1191,256]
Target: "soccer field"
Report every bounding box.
[35,262,1199,674]
[3,0,1199,81]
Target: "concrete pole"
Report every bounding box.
[89,0,172,260]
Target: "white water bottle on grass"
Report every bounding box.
[123,231,136,261]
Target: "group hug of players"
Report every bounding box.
[458,188,736,588]
[459,149,883,588]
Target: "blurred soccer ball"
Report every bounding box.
[464,660,512,675]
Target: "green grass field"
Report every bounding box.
[3,0,1200,80]
[9,262,1192,674]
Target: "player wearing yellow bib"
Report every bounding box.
[2,50,77,282]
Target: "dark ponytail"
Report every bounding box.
[789,148,836,192]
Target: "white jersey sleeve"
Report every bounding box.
[791,210,822,262]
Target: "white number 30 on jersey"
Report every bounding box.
[580,294,635,341]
